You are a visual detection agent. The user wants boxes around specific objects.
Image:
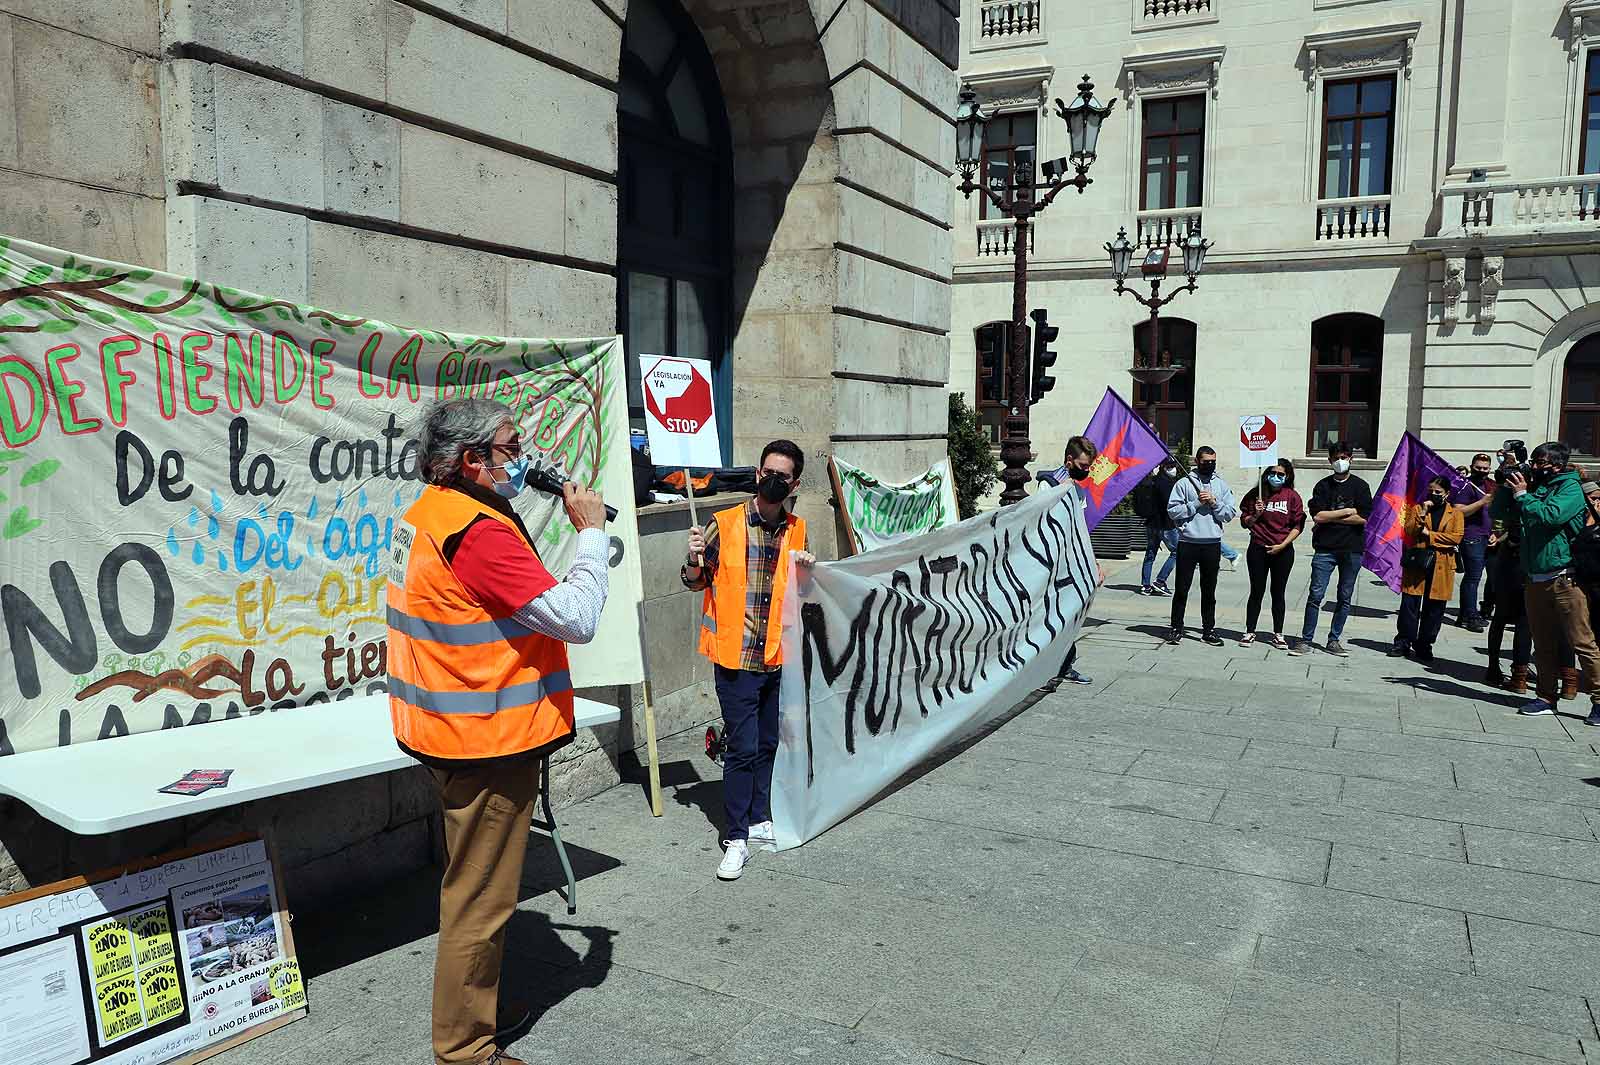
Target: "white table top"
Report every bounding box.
[0,695,621,835]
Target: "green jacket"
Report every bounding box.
[1513,470,1587,575]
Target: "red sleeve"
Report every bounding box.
[448,520,558,618]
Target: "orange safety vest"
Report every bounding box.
[386,486,574,760]
[697,505,807,670]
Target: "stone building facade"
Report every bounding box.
[952,0,1600,472]
[0,0,958,901]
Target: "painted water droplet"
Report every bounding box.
[257,503,268,518]
[307,497,319,520]
[393,490,403,508]
[207,516,219,540]
[305,537,314,557]
[166,529,179,556]
[191,542,204,565]
[210,489,223,514]
[358,488,368,508]
[334,491,345,511]
[187,507,199,528]
[217,551,228,572]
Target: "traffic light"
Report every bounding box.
[975,321,1007,406]
[1029,307,1058,404]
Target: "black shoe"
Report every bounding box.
[1415,645,1434,663]
[1201,631,1224,646]
[1166,628,1183,645]
[1388,643,1409,657]
[1465,618,1486,633]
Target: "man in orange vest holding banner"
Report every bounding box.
[683,439,815,880]
[387,398,609,1065]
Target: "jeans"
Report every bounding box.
[1396,593,1447,654]
[1171,541,1222,633]
[1525,577,1600,704]
[1141,525,1178,587]
[1457,536,1488,623]
[1301,550,1363,642]
[715,665,781,841]
[1245,543,1296,634]
[1219,541,1239,563]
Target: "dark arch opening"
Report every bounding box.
[1132,317,1197,448]
[1308,312,1383,458]
[1561,333,1600,457]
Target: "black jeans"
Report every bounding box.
[714,665,781,842]
[1245,543,1296,634]
[1396,594,1447,654]
[1171,541,1222,633]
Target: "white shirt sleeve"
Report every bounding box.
[507,528,610,645]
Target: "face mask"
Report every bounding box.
[1161,465,1177,477]
[1197,461,1216,478]
[1471,470,1489,483]
[1429,493,1448,507]
[757,474,791,504]
[1067,465,1089,481]
[1331,459,1351,475]
[1529,466,1554,487]
[1265,473,1286,489]
[489,455,529,499]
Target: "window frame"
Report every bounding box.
[1318,74,1397,200]
[1560,333,1600,458]
[1139,94,1206,211]
[1582,51,1600,174]
[1306,313,1384,459]
[1131,317,1197,445]
[978,110,1038,221]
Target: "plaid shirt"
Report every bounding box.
[682,500,790,673]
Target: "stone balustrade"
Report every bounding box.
[1315,195,1391,241]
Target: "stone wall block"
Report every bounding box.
[3,0,159,55]
[324,100,400,219]
[14,21,162,197]
[213,66,325,208]
[387,765,438,827]
[547,743,622,810]
[269,775,393,870]
[729,312,784,374]
[426,0,507,32]
[0,800,66,895]
[0,15,15,167]
[162,0,304,74]
[642,592,698,697]
[734,374,832,447]
[398,125,565,256]
[1,169,165,267]
[782,311,834,379]
[303,0,386,99]
[508,0,624,82]
[168,196,308,300]
[768,182,837,251]
[743,248,836,314]
[565,176,618,264]
[284,818,430,910]
[161,59,216,188]
[505,261,616,336]
[818,0,862,75]
[307,221,506,333]
[624,679,718,756]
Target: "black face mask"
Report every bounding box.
[1470,471,1489,484]
[1429,494,1448,507]
[1067,465,1089,482]
[757,474,791,504]
[1529,466,1554,487]
[1197,461,1217,479]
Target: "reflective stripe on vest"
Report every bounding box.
[701,611,717,634]
[386,604,537,645]
[388,671,573,715]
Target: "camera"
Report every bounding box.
[1493,438,1531,485]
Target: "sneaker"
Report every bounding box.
[717,839,750,880]
[1387,643,1409,657]
[1270,633,1289,650]
[747,821,777,853]
[1465,618,1487,633]
[1062,668,1093,685]
[1414,645,1434,663]
[1586,706,1600,727]
[1201,631,1224,647]
[1166,627,1183,645]
[1287,639,1310,657]
[1517,699,1556,717]
[1223,557,1237,572]
[1324,639,1350,658]
[1136,585,1155,596]
[1152,583,1172,597]
[1238,633,1257,647]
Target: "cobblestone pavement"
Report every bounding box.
[227,538,1600,1065]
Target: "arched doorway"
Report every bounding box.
[1560,333,1600,456]
[618,0,733,461]
[1132,317,1196,447]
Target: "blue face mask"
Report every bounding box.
[1265,473,1286,489]
[489,455,530,498]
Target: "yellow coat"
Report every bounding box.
[1400,503,1463,600]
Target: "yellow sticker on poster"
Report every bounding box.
[84,917,136,982]
[268,959,306,1011]
[129,904,176,968]
[139,961,185,1026]
[97,973,144,1041]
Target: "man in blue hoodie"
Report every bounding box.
[1166,445,1238,645]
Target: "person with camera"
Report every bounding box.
[1450,453,1495,631]
[683,440,817,880]
[1485,450,1535,692]
[1290,441,1373,658]
[1132,458,1180,596]
[1507,442,1600,723]
[1389,475,1463,661]
[1165,445,1237,645]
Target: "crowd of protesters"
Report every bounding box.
[1123,436,1600,727]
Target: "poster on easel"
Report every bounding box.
[0,835,305,1065]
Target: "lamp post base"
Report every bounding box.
[998,416,1032,506]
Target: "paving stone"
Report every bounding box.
[1453,762,1600,810]
[724,1013,971,1065]
[1211,969,1398,1065]
[1156,707,1337,748]
[1464,824,1600,883]
[1336,726,1546,773]
[1242,684,1326,714]
[1243,738,1455,786]
[1327,843,1600,936]
[1171,676,1254,709]
[970,726,1147,775]
[1126,750,1343,802]
[1476,706,1576,737]
[898,754,1224,822]
[1536,745,1600,777]
[1404,722,1583,751]
[1464,915,1600,998]
[1339,777,1596,839]
[1399,1001,1587,1063]
[1100,672,1189,703]
[1212,792,1465,861]
[1007,715,1251,761]
[1401,698,1492,731]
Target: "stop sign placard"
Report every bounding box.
[1238,414,1280,469]
[641,354,723,468]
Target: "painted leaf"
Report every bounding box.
[19,296,48,311]
[128,269,154,282]
[37,319,75,334]
[20,460,60,486]
[87,309,117,325]
[169,301,204,318]
[3,506,42,539]
[143,290,170,306]
[62,267,89,283]
[0,315,24,327]
[22,265,51,285]
[0,451,21,461]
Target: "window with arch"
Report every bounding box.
[1308,313,1383,458]
[1561,335,1600,457]
[618,0,732,461]
[1131,317,1196,446]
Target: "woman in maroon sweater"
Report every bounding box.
[1238,459,1307,649]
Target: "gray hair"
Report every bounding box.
[417,398,513,485]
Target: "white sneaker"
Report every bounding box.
[716,839,749,880]
[747,821,777,852]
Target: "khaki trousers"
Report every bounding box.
[1524,576,1600,703]
[429,755,538,1065]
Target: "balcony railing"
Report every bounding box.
[978,0,1041,43]
[1137,0,1213,25]
[1443,174,1600,236]
[1315,196,1391,242]
[976,218,1033,258]
[1135,207,1202,249]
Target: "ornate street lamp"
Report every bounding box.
[956,75,1114,506]
[1107,223,1213,387]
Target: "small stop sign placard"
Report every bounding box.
[641,354,723,468]
[1238,414,1279,469]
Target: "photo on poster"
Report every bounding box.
[179,901,224,930]
[172,865,284,991]
[250,978,272,1006]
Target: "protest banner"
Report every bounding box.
[1066,388,1169,530]
[1238,415,1279,469]
[0,836,305,1065]
[1363,431,1465,593]
[0,233,644,758]
[828,455,960,554]
[771,484,1096,849]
